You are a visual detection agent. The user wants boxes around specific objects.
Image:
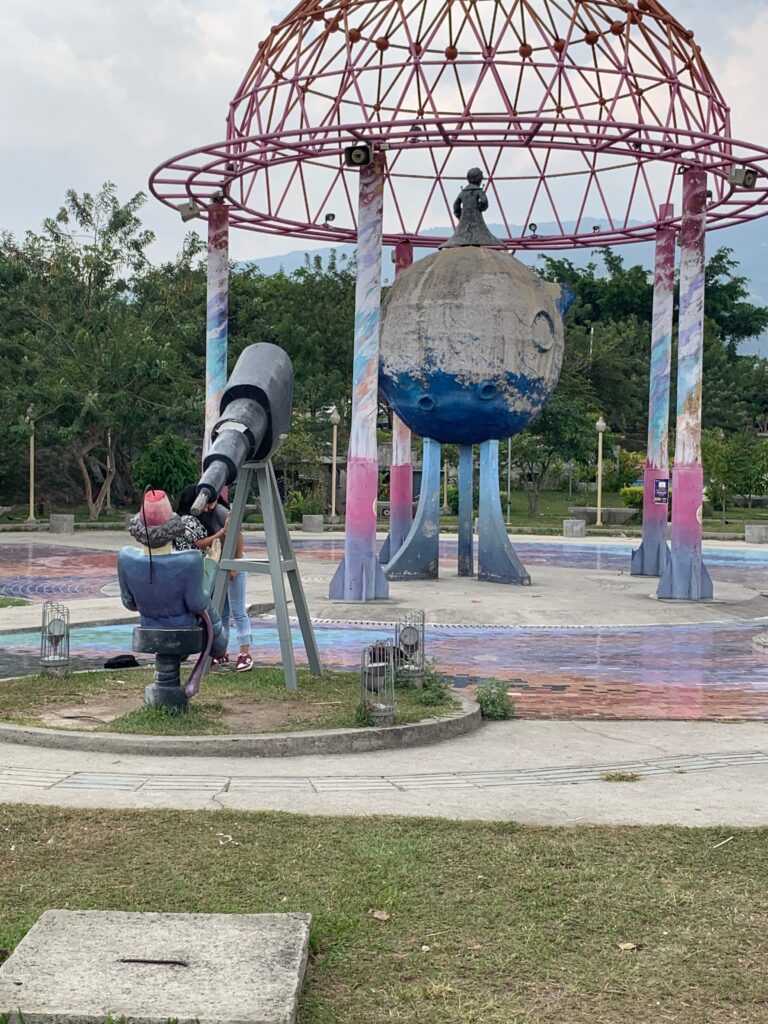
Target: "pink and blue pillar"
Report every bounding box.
[658,169,713,601]
[330,153,389,602]
[379,241,415,565]
[631,205,675,577]
[205,202,229,455]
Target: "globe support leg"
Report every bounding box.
[385,438,441,580]
[478,440,530,585]
[458,444,474,577]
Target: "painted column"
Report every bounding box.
[329,152,389,601]
[658,170,713,600]
[388,240,415,559]
[458,445,474,576]
[631,206,675,577]
[205,202,229,456]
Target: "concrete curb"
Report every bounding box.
[0,694,481,758]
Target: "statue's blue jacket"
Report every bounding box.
[117,548,227,656]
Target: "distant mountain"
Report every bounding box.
[242,216,768,357]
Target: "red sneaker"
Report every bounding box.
[236,653,253,672]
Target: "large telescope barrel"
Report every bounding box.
[193,343,293,514]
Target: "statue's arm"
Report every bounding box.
[477,190,489,213]
[453,196,463,219]
[116,555,137,612]
[184,559,212,616]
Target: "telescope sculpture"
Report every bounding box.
[119,342,321,711]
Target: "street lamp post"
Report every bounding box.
[25,405,36,525]
[330,407,341,519]
[595,417,607,527]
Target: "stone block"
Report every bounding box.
[563,518,586,538]
[745,524,768,544]
[301,514,324,532]
[0,909,311,1024]
[49,514,75,534]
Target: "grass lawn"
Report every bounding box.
[1,806,767,1022]
[438,490,626,533]
[0,667,458,735]
[0,597,28,608]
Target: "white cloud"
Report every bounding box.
[715,8,768,142]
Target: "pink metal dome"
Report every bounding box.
[150,0,768,248]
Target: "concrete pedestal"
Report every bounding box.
[745,525,768,544]
[0,909,311,1024]
[49,514,75,534]
[563,519,586,538]
[302,514,324,533]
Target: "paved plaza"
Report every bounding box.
[1,529,768,826]
[2,531,768,719]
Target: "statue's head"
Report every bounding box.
[128,488,185,549]
[467,167,484,186]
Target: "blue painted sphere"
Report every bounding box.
[379,247,566,445]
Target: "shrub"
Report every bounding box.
[620,486,644,511]
[133,433,199,503]
[408,664,452,706]
[476,681,515,720]
[285,489,326,522]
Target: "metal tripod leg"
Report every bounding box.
[264,461,322,677]
[257,462,299,691]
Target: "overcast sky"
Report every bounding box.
[1,0,766,265]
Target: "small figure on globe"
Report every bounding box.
[379,169,572,446]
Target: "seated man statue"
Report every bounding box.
[118,489,228,698]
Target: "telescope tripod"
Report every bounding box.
[211,459,322,691]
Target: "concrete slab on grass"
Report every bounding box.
[0,909,311,1024]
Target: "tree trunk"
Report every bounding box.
[74,434,117,522]
[526,480,540,516]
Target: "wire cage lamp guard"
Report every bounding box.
[394,610,426,686]
[360,641,396,727]
[40,601,70,673]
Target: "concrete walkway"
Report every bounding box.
[2,719,768,826]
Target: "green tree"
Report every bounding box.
[0,184,195,518]
[510,391,596,514]
[132,432,200,502]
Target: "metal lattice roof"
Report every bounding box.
[150,0,768,248]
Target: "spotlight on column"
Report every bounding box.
[528,222,538,236]
[345,143,373,168]
[728,166,759,189]
[324,212,336,226]
[177,199,201,222]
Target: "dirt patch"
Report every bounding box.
[34,692,346,734]
[38,695,140,730]
[218,698,342,733]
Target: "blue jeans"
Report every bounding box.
[225,570,252,649]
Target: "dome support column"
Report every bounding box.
[205,202,229,458]
[379,240,415,565]
[631,205,675,577]
[658,169,713,601]
[330,152,390,602]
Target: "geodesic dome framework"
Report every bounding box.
[151,0,768,249]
